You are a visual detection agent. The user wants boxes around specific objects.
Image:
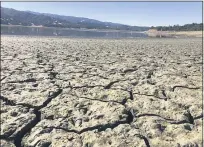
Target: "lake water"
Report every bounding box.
[1,25,148,38]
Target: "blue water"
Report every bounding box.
[1,25,148,38]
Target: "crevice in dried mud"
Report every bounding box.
[74,94,126,106]
[104,80,120,89]
[44,110,134,134]
[170,113,203,125]
[4,78,37,84]
[80,120,128,133]
[126,109,134,124]
[1,76,7,81]
[156,73,189,78]
[129,90,134,100]
[89,60,117,65]
[170,120,190,124]
[0,134,14,141]
[88,74,109,79]
[71,84,104,89]
[172,85,200,92]
[135,134,150,147]
[69,79,131,90]
[136,113,174,121]
[1,87,63,147]
[0,95,41,110]
[13,109,41,147]
[123,68,137,73]
[147,70,154,79]
[0,71,15,82]
[48,71,58,80]
[137,113,203,125]
[194,114,203,120]
[37,108,135,145]
[37,88,63,110]
[184,110,194,124]
[70,86,134,106]
[104,78,132,89]
[0,95,16,106]
[1,87,62,110]
[44,120,129,135]
[133,92,167,100]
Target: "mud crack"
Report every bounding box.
[1,87,63,147]
[172,85,200,92]
[44,109,134,134]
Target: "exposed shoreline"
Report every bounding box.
[1,36,202,147]
[1,24,145,33]
[146,30,202,38]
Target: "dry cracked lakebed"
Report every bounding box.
[0,36,203,147]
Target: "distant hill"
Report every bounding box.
[1,7,149,31]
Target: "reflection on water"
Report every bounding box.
[1,25,148,38]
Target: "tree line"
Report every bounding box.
[151,23,203,31]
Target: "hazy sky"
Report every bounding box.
[1,2,202,26]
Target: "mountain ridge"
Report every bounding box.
[1,7,149,31]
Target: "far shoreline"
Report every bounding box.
[1,24,146,33]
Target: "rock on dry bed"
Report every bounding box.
[0,36,202,147]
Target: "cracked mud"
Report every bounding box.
[1,36,202,147]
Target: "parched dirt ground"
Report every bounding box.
[0,36,202,147]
